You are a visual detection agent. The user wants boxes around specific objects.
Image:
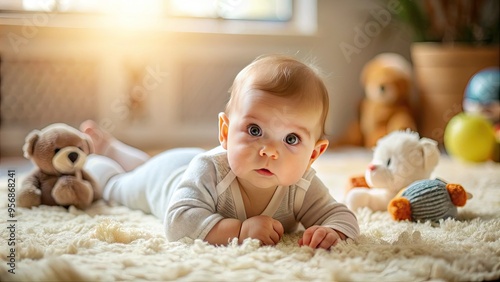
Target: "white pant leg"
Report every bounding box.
[86,148,204,218]
[85,155,125,198]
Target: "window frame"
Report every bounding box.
[0,0,317,36]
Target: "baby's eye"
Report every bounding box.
[284,133,300,145]
[247,124,262,137]
[386,158,391,166]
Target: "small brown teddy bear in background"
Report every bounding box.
[18,123,100,210]
[334,53,417,148]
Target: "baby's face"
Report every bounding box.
[221,90,327,191]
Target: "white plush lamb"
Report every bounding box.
[345,130,440,212]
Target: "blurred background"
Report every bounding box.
[0,0,498,157]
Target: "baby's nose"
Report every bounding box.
[259,145,279,160]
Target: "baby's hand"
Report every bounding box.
[298,226,346,249]
[240,215,284,246]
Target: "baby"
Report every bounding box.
[83,54,359,249]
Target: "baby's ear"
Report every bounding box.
[309,139,329,166]
[218,112,230,149]
[23,130,41,159]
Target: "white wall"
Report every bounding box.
[0,0,412,156]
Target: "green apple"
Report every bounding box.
[444,113,495,162]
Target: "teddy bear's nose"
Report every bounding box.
[368,164,376,171]
[68,152,79,163]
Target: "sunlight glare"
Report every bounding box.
[104,0,163,29]
[169,0,217,18]
[23,0,164,29]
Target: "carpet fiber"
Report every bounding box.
[1,149,499,281]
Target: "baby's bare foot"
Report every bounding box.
[79,120,112,155]
[80,120,149,171]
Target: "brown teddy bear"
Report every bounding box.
[335,53,417,148]
[18,123,100,210]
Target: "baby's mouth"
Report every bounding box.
[256,168,274,176]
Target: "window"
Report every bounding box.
[1,0,291,20]
[0,0,315,35]
[168,0,292,21]
[0,0,164,15]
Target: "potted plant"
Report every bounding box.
[394,0,499,144]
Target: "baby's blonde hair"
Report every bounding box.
[226,54,330,138]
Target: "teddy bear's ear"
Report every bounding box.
[23,130,41,159]
[360,61,374,86]
[82,133,95,154]
[420,137,440,171]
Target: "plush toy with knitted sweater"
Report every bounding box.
[388,178,472,222]
[345,130,440,212]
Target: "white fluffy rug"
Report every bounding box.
[1,149,499,281]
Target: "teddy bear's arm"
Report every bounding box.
[82,170,101,201]
[52,175,94,209]
[345,187,396,211]
[17,171,43,207]
[387,197,412,221]
[349,175,370,189]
